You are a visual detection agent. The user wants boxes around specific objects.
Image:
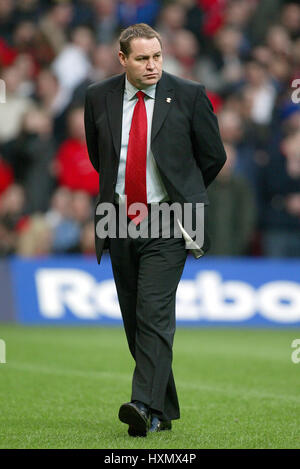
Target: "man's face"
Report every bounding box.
[119,37,163,89]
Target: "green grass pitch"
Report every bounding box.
[0,325,300,449]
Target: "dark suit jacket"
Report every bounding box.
[84,71,226,264]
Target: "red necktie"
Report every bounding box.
[125,91,148,225]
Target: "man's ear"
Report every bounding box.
[118,51,127,68]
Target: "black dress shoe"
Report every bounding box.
[119,401,150,437]
[149,416,172,433]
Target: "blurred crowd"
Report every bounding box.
[0,0,299,258]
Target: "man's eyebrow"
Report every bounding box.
[135,51,162,58]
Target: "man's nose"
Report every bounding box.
[146,59,155,69]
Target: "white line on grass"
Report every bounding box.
[7,361,300,405]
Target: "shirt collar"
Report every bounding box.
[125,76,156,100]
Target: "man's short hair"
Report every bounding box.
[119,23,162,57]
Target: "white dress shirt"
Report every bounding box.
[115,76,169,204]
[114,76,204,258]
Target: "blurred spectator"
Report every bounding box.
[13,21,38,55]
[69,42,123,106]
[156,2,188,76]
[157,2,187,48]
[35,67,69,142]
[247,68,277,123]
[71,43,123,106]
[223,0,256,56]
[71,0,95,30]
[224,0,256,31]
[6,108,56,213]
[0,184,26,221]
[0,184,28,256]
[91,43,122,81]
[237,59,278,148]
[14,53,36,97]
[257,106,300,257]
[179,0,204,50]
[217,107,257,191]
[197,26,244,93]
[44,187,93,254]
[17,214,53,257]
[247,0,282,46]
[170,29,200,80]
[0,0,16,44]
[266,24,292,58]
[45,186,80,253]
[0,65,34,143]
[93,0,119,44]
[51,25,95,100]
[117,0,160,28]
[281,1,300,41]
[12,19,55,67]
[54,106,99,195]
[45,185,72,229]
[39,0,73,55]
[206,143,256,256]
[11,20,55,69]
[71,190,93,225]
[14,0,41,24]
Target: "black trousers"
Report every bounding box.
[108,204,187,421]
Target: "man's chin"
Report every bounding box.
[139,78,158,88]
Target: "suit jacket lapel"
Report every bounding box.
[105,72,174,156]
[151,72,174,143]
[106,74,125,161]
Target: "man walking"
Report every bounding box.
[84,23,226,436]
